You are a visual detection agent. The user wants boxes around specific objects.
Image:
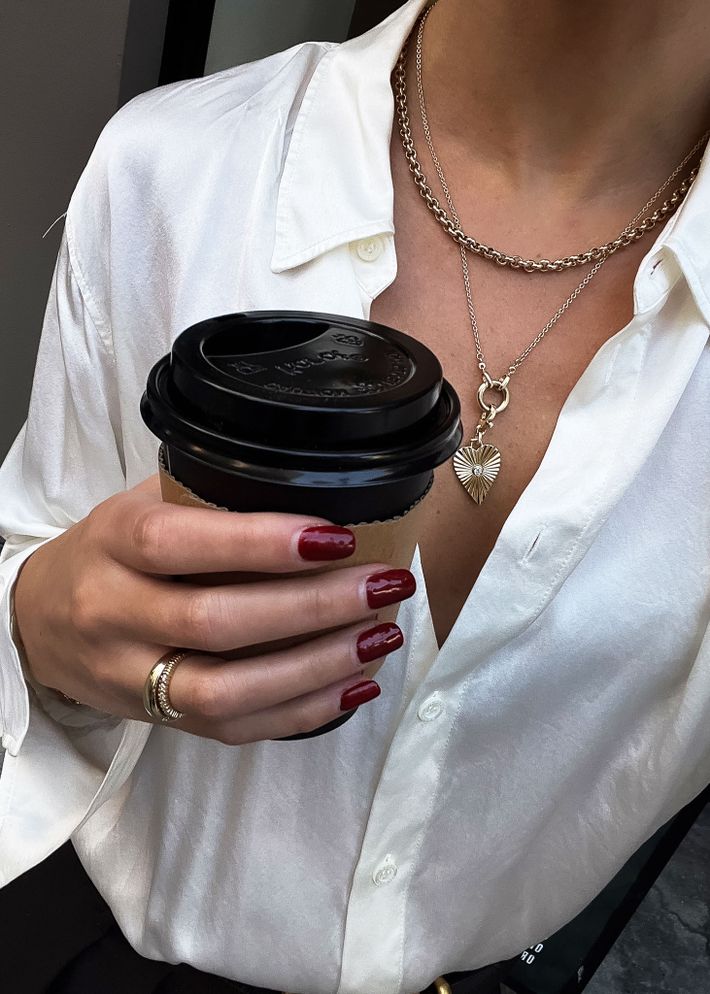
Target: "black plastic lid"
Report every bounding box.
[141,311,462,487]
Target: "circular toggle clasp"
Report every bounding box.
[477,373,510,417]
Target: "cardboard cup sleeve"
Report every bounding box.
[156,448,428,664]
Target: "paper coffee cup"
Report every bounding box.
[142,311,462,739]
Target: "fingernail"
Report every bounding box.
[365,569,416,609]
[298,525,356,561]
[340,680,381,711]
[356,623,404,664]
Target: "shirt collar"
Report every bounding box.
[270,0,429,273]
[654,142,710,324]
[270,0,710,330]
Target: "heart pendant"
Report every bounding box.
[452,442,501,504]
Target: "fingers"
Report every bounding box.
[209,674,383,745]
[167,619,404,721]
[73,619,402,740]
[106,493,356,575]
[123,564,416,652]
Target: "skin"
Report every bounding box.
[14,477,410,742]
[370,0,710,647]
[422,0,710,202]
[14,0,710,733]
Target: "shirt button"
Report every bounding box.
[355,236,384,262]
[418,693,444,722]
[372,854,398,885]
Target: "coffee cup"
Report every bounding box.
[141,311,462,739]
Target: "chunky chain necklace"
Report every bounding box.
[394,0,707,504]
[396,3,708,274]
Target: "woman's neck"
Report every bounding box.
[422,0,710,202]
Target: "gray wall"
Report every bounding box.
[1,1,128,462]
[206,0,357,74]
[0,0,170,465]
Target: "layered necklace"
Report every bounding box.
[394,0,709,504]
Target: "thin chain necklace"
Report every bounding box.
[395,1,706,504]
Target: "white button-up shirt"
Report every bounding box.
[1,2,709,992]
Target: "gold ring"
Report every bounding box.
[143,649,189,723]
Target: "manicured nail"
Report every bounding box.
[340,680,381,711]
[356,623,404,664]
[365,569,416,609]
[298,525,356,561]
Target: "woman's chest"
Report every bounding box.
[368,215,646,648]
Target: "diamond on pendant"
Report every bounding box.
[452,443,501,504]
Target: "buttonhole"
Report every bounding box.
[522,528,545,563]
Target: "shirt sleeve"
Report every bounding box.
[0,218,151,886]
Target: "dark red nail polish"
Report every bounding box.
[356,623,404,663]
[365,569,416,609]
[298,526,356,561]
[340,680,381,711]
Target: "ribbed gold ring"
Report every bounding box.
[143,649,188,723]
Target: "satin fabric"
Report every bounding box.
[1,1,709,992]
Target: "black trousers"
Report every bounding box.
[46,928,508,994]
[3,843,508,994]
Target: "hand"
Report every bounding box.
[13,473,415,744]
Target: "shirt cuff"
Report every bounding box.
[0,540,54,755]
[0,539,152,886]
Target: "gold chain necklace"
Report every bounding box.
[395,2,705,504]
[397,2,708,274]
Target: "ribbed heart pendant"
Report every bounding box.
[452,442,501,504]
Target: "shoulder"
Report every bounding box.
[100,39,335,156]
[65,40,335,287]
[68,40,335,211]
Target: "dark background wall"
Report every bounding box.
[0,0,171,465]
[205,0,356,74]
[350,0,404,35]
